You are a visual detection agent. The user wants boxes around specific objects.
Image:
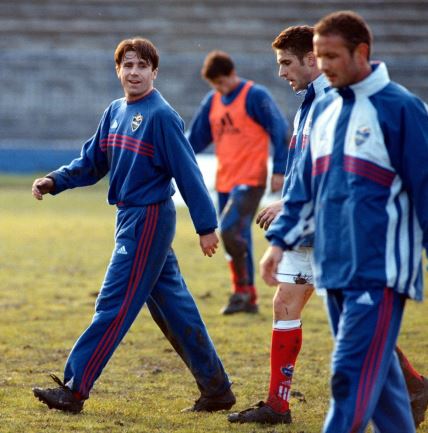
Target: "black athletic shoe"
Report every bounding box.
[221,293,259,315]
[228,401,292,424]
[410,376,428,428]
[32,374,84,414]
[183,387,236,412]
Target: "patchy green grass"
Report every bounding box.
[0,176,427,432]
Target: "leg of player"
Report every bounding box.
[266,282,313,414]
[396,346,428,428]
[146,249,235,412]
[323,288,415,433]
[32,204,168,412]
[219,186,264,315]
[228,247,314,424]
[217,191,252,314]
[372,351,419,432]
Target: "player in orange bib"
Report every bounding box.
[188,51,289,314]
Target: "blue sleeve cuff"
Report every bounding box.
[266,234,289,251]
[46,172,64,195]
[272,162,286,175]
[197,227,217,236]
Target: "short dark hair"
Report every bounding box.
[272,26,314,62]
[314,11,372,57]
[201,50,235,80]
[114,37,159,70]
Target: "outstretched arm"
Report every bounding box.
[266,137,315,249]
[155,110,218,236]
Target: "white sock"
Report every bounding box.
[274,319,302,330]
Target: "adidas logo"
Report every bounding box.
[116,245,128,255]
[356,291,374,306]
[111,119,118,129]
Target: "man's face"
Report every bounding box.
[313,33,362,88]
[276,49,314,92]
[207,74,237,96]
[116,50,158,102]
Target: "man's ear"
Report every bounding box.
[356,42,370,61]
[115,65,121,78]
[305,51,316,67]
[152,68,158,80]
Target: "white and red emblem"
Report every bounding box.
[131,113,143,132]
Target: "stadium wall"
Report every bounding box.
[1,0,427,173]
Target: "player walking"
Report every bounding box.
[229,24,428,428]
[188,51,288,314]
[228,25,329,425]
[260,12,428,432]
[31,38,235,414]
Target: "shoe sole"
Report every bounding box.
[228,413,292,424]
[228,404,291,424]
[181,403,235,413]
[194,400,236,412]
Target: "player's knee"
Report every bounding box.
[272,293,284,314]
[273,290,293,318]
[331,370,351,400]
[220,224,234,239]
[220,228,245,254]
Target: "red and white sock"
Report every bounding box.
[227,260,258,303]
[266,320,302,413]
[247,285,258,305]
[228,260,245,293]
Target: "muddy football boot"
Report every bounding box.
[228,401,291,424]
[221,293,258,315]
[183,387,236,412]
[410,376,428,428]
[33,374,84,413]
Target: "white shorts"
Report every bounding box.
[276,246,314,285]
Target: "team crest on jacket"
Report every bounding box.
[355,126,370,146]
[131,113,143,132]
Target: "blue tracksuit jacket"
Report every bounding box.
[50,89,217,234]
[282,73,330,247]
[267,62,428,300]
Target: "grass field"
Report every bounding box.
[0,175,427,433]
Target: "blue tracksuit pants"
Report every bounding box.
[323,288,415,433]
[218,185,264,287]
[63,198,230,399]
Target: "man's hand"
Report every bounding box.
[260,245,284,286]
[270,173,284,193]
[32,177,54,200]
[256,199,284,230]
[199,232,219,257]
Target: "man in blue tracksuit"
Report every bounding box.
[260,11,428,433]
[31,37,235,414]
